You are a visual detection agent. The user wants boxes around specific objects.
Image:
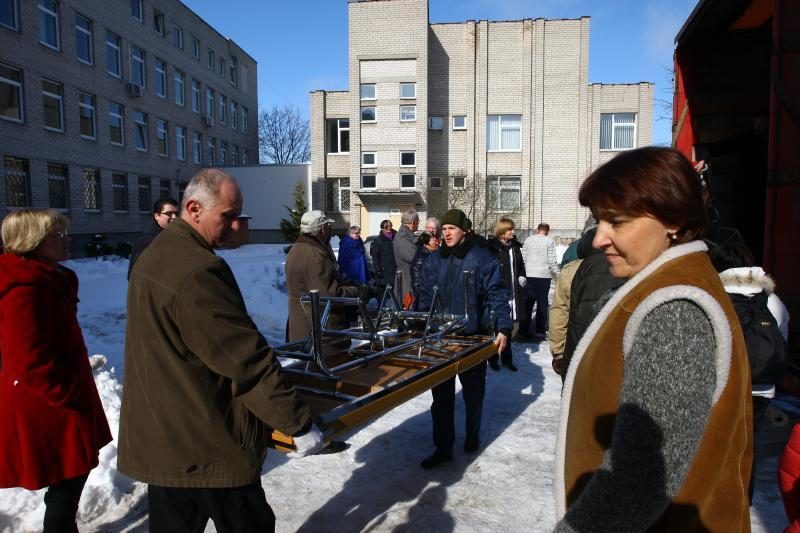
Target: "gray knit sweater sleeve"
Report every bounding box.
[555,299,716,533]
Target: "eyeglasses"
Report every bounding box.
[159,210,179,218]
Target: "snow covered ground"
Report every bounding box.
[0,244,790,532]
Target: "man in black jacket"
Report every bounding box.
[127,197,179,280]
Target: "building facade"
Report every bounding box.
[311,0,654,238]
[0,0,258,248]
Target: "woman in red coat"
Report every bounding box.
[0,209,111,532]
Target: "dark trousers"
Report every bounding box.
[489,322,518,366]
[430,361,487,454]
[43,474,89,533]
[524,277,551,335]
[148,482,276,533]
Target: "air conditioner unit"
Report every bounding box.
[125,82,143,97]
[202,115,214,127]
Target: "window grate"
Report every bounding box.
[5,156,30,207]
[47,162,68,209]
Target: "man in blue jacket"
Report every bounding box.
[416,209,512,469]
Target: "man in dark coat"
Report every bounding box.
[416,209,512,469]
[370,219,397,301]
[119,170,324,532]
[393,209,419,304]
[127,197,178,280]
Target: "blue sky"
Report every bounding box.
[184,0,699,146]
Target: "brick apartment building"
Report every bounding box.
[311,0,654,238]
[0,0,258,249]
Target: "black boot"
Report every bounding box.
[420,450,452,469]
[464,435,480,453]
[489,360,500,371]
[503,361,518,372]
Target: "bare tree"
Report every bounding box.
[258,105,311,164]
[444,173,521,236]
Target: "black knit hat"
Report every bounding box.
[440,209,472,232]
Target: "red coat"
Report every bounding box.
[780,423,800,532]
[0,254,111,490]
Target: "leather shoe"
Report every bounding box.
[503,362,518,372]
[464,435,480,453]
[420,451,452,469]
[489,360,500,371]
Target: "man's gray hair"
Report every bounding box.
[183,169,236,211]
[401,209,419,225]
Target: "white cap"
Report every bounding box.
[300,210,334,234]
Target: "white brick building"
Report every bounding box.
[311,0,654,238]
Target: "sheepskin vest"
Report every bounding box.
[557,242,752,532]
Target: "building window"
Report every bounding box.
[229,56,238,86]
[207,48,215,70]
[156,118,168,156]
[106,31,121,77]
[174,69,185,106]
[218,94,226,125]
[4,156,30,206]
[192,131,202,164]
[600,112,636,150]
[207,136,215,165]
[78,92,96,139]
[159,179,171,199]
[137,176,150,212]
[109,101,124,146]
[154,58,167,98]
[487,114,521,151]
[41,79,64,132]
[47,162,68,209]
[361,174,376,189]
[452,176,465,190]
[130,0,142,21]
[205,87,214,118]
[175,126,186,161]
[219,141,227,165]
[326,119,349,154]
[219,57,226,77]
[172,24,183,48]
[400,174,416,189]
[429,176,442,190]
[400,82,416,99]
[153,10,164,36]
[83,168,100,210]
[326,178,349,213]
[428,116,443,130]
[191,36,200,59]
[241,149,248,165]
[400,105,416,122]
[130,45,145,87]
[1,0,19,30]
[361,106,376,123]
[241,107,248,133]
[400,151,415,167]
[361,152,376,167]
[230,145,238,166]
[191,79,200,113]
[38,0,59,50]
[230,101,238,129]
[452,115,466,130]
[0,62,23,123]
[134,110,148,151]
[487,176,521,211]
[112,173,128,211]
[74,13,93,65]
[360,83,375,100]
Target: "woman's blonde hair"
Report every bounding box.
[1,209,70,255]
[494,217,515,238]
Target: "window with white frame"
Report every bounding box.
[219,94,227,124]
[47,162,68,209]
[487,176,521,211]
[172,24,183,48]
[153,10,164,36]
[174,69,185,106]
[326,118,349,154]
[41,79,63,131]
[230,145,237,166]
[400,105,416,122]
[192,131,201,164]
[207,136,215,165]
[38,0,59,50]
[156,118,168,156]
[241,149,248,165]
[1,0,19,30]
[191,36,200,60]
[429,176,442,189]
[326,178,349,212]
[130,0,142,21]
[219,141,227,165]
[599,113,636,150]
[452,115,466,130]
[4,156,30,206]
[108,101,124,146]
[131,45,145,87]
[400,174,415,189]
[155,58,167,98]
[452,176,466,189]
[78,92,96,139]
[134,110,148,151]
[138,176,150,212]
[400,151,415,167]
[175,126,186,161]
[207,48,215,70]
[205,87,214,118]
[428,116,443,130]
[400,82,415,99]
[106,31,121,77]
[361,152,376,167]
[361,174,376,189]
[361,106,376,123]
[487,115,521,151]
[241,107,248,133]
[230,101,237,129]
[83,168,100,210]
[75,13,93,64]
[229,56,238,87]
[191,79,200,113]
[112,173,128,211]
[219,57,226,78]
[0,62,23,122]
[360,83,375,100]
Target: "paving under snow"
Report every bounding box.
[0,244,789,532]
